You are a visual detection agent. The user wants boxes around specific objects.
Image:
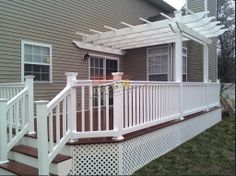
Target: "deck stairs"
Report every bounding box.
[0,134,72,175]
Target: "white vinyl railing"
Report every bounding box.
[35,73,76,175]
[208,82,220,107]
[0,76,34,163]
[35,72,220,174]
[122,81,181,134]
[0,83,25,101]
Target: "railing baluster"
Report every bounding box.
[128,86,132,127]
[144,86,147,123]
[49,112,53,152]
[132,85,136,126]
[136,85,140,125]
[105,86,109,130]
[56,105,60,143]
[146,85,150,122]
[124,86,128,128]
[140,86,143,124]
[150,86,153,121]
[9,108,13,142]
[81,86,85,132]
[63,99,66,136]
[15,102,19,135]
[22,97,25,128]
[98,86,101,131]
[89,86,93,131]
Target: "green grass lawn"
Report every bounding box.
[134,113,235,176]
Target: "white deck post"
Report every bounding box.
[35,100,49,175]
[25,75,35,134]
[203,44,209,111]
[65,72,78,134]
[0,99,8,163]
[112,72,124,140]
[173,11,184,120]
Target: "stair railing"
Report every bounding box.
[35,72,77,175]
[0,76,35,163]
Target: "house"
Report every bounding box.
[0,0,225,175]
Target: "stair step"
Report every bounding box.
[11,145,71,164]
[0,160,38,176]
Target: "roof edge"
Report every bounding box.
[147,0,176,13]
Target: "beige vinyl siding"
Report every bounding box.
[0,0,161,100]
[208,0,218,81]
[187,0,205,12]
[124,48,147,81]
[186,0,218,82]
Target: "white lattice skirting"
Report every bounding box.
[69,108,221,175]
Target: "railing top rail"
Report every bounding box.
[73,79,115,87]
[183,82,207,85]
[46,86,71,111]
[0,83,25,87]
[72,79,220,88]
[6,87,28,108]
[128,80,180,85]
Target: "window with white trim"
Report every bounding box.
[182,47,187,82]
[22,41,52,82]
[148,46,169,81]
[89,55,119,106]
[89,56,118,80]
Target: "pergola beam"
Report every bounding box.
[181,11,209,23]
[186,16,216,28]
[205,29,227,38]
[83,19,171,42]
[193,21,221,32]
[177,22,212,44]
[73,11,225,55]
[119,38,188,50]
[100,28,173,46]
[115,35,176,49]
[72,41,125,55]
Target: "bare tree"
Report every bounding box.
[217,0,235,94]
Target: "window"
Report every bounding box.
[89,55,119,106]
[89,55,118,80]
[148,46,169,81]
[21,41,52,82]
[182,47,187,82]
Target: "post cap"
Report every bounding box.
[65,72,78,76]
[0,98,7,102]
[24,75,35,79]
[112,72,124,76]
[34,100,49,104]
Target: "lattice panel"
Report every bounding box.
[69,143,120,175]
[180,109,221,144]
[122,109,221,175]
[122,124,181,175]
[68,109,221,175]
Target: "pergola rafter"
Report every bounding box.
[73,10,225,56]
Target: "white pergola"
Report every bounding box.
[73,10,226,83]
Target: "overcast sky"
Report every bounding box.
[163,0,186,10]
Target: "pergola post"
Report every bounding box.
[173,11,183,83]
[173,11,184,120]
[203,44,209,111]
[203,44,209,83]
[174,33,183,82]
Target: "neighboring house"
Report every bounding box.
[0,0,225,175]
